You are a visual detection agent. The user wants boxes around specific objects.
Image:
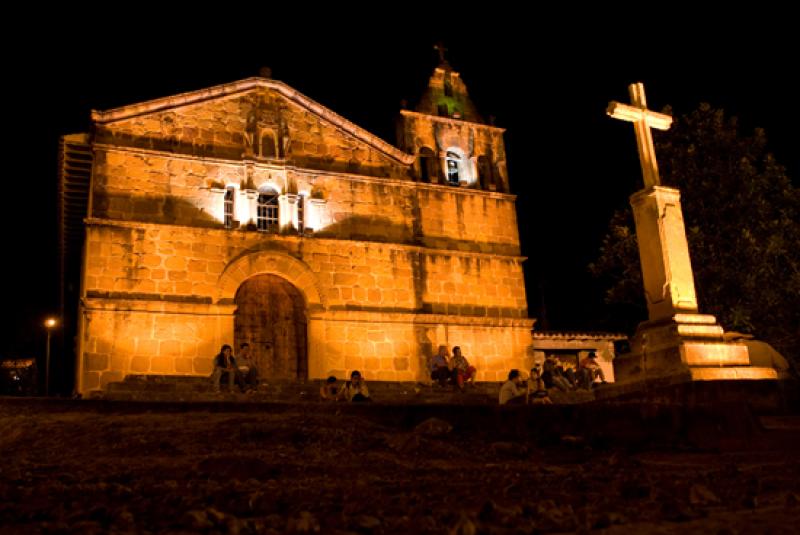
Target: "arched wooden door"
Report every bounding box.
[234,274,308,380]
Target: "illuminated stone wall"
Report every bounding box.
[90,148,520,255]
[94,85,411,179]
[82,225,527,315]
[77,77,534,393]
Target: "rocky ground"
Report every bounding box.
[1,399,799,534]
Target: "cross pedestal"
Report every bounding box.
[608,84,777,384]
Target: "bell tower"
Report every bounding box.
[397,45,509,192]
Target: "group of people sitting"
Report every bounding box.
[211,342,606,404]
[498,351,607,405]
[319,370,372,402]
[429,345,478,390]
[211,343,259,393]
[543,352,606,391]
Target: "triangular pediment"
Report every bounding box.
[92,78,414,176]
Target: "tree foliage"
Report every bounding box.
[590,104,800,362]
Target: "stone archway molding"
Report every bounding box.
[217,251,325,312]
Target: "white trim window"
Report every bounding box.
[257,190,279,233]
[224,186,235,228]
[446,151,461,185]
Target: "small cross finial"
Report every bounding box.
[433,42,449,65]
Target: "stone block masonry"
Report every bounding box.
[74,74,535,393]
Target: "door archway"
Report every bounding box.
[234,274,308,380]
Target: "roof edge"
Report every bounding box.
[91,77,416,165]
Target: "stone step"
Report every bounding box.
[101,375,603,405]
[689,366,779,380]
[111,375,501,392]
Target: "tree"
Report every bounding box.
[590,104,800,363]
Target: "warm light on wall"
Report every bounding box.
[45,318,57,328]
[208,185,329,233]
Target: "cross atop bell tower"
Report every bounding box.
[433,41,451,70]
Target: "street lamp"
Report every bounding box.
[44,317,57,396]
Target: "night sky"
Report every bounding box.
[6,11,797,361]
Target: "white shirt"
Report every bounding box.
[499,380,523,405]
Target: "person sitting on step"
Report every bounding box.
[430,345,454,387]
[210,344,245,393]
[338,370,371,402]
[527,365,553,405]
[498,369,526,405]
[451,346,477,390]
[543,355,573,391]
[578,351,606,389]
[236,342,259,392]
[320,375,341,401]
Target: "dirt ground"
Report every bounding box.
[1,399,799,534]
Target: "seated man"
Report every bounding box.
[578,351,606,389]
[561,361,579,389]
[338,370,371,402]
[543,355,573,391]
[451,346,477,389]
[498,369,526,405]
[210,344,245,393]
[319,376,340,401]
[429,345,453,387]
[527,365,553,405]
[236,342,259,391]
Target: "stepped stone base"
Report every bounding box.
[615,313,778,384]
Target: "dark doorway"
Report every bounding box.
[234,274,308,380]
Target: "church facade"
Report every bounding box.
[68,62,535,393]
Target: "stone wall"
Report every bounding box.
[311,313,534,382]
[95,87,410,178]
[77,77,534,393]
[79,302,233,391]
[80,303,534,390]
[91,147,520,255]
[83,223,527,316]
[79,220,532,391]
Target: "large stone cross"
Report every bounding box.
[607,82,672,189]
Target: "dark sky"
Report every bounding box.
[6,10,797,357]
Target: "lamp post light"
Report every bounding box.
[44,317,57,396]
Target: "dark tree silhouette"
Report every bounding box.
[591,104,800,363]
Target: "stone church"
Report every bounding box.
[60,60,537,394]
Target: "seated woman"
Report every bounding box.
[451,346,477,389]
[210,344,245,393]
[319,376,340,401]
[338,370,371,402]
[527,365,553,405]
